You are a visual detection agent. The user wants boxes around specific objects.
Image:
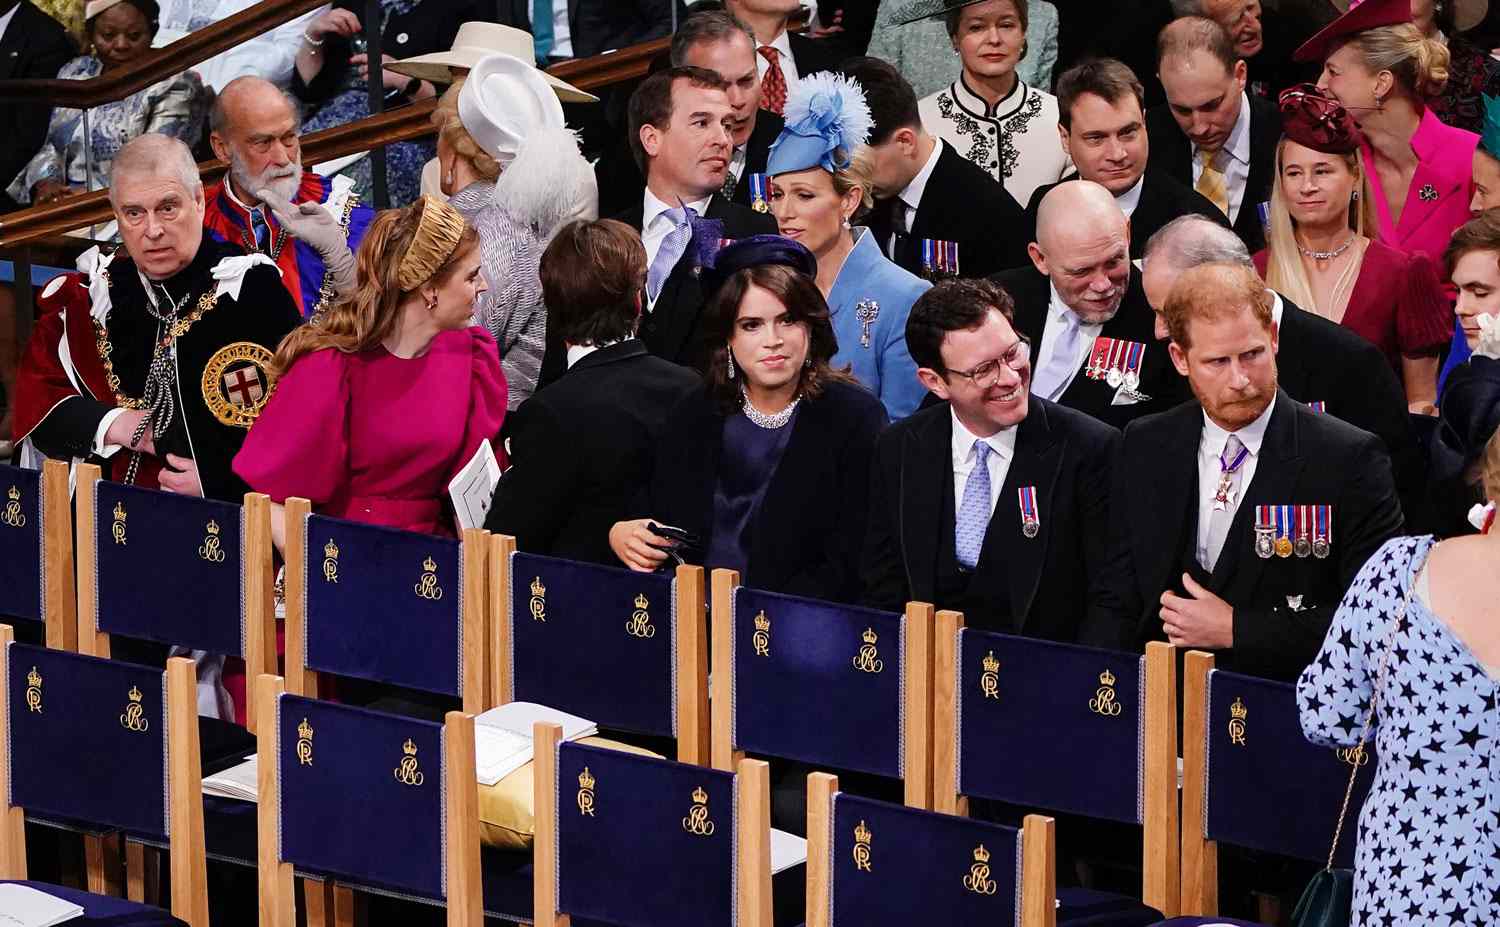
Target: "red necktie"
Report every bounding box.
[759,46,787,115]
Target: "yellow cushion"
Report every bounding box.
[477,735,663,850]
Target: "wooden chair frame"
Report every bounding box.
[532,721,772,927]
[1179,649,1218,915]
[804,771,1056,927]
[0,626,209,925]
[932,612,1180,917]
[488,535,709,765]
[73,463,278,732]
[709,569,934,809]
[255,673,483,927]
[282,498,486,716]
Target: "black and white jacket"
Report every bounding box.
[918,75,1072,208]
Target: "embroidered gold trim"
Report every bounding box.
[95,288,220,410]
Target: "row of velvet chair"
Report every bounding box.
[0,461,1377,924]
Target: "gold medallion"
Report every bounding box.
[201,341,275,428]
[1274,537,1295,559]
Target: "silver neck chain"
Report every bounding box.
[740,386,799,430]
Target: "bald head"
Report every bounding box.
[209,76,303,205]
[1028,181,1132,324]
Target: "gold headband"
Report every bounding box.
[396,196,469,292]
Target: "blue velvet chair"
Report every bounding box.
[531,721,776,927]
[254,675,483,927]
[0,461,75,648]
[1178,651,1376,919]
[283,498,485,715]
[0,627,209,925]
[75,463,277,731]
[804,771,1058,926]
[709,570,932,808]
[933,612,1178,922]
[489,537,709,764]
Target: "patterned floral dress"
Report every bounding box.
[1298,536,1500,925]
[6,55,207,205]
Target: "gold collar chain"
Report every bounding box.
[95,288,221,409]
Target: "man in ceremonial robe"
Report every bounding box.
[14,134,300,502]
[202,76,374,318]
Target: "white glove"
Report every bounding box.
[257,186,358,298]
[1476,312,1500,360]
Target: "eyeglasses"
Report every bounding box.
[949,339,1031,389]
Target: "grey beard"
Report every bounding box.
[230,157,302,204]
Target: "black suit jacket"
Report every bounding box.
[643,379,889,604]
[0,2,74,212]
[788,30,843,77]
[1084,391,1404,681]
[861,141,1029,279]
[1145,94,1283,253]
[491,0,681,58]
[992,265,1177,429]
[862,398,1120,642]
[486,340,702,564]
[728,111,784,209]
[1023,170,1232,261]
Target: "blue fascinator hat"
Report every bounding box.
[766,71,874,177]
[700,234,818,302]
[1482,94,1500,160]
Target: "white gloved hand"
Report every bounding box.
[257,185,358,298]
[1476,312,1500,360]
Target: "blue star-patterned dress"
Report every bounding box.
[1298,536,1500,925]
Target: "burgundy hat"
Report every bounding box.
[1293,0,1412,63]
[1278,84,1364,154]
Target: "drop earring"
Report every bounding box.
[727,356,736,379]
[842,216,852,229]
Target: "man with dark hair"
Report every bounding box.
[1022,57,1229,259]
[862,277,1120,641]
[1147,16,1281,252]
[846,55,1028,279]
[1085,261,1402,681]
[671,11,785,210]
[487,219,702,562]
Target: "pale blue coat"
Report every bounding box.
[826,228,931,420]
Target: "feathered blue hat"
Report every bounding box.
[766,71,873,177]
[1482,94,1500,160]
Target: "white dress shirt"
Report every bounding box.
[756,29,799,85]
[641,189,712,311]
[726,143,748,191]
[951,408,1019,518]
[1194,398,1275,567]
[1033,283,1104,400]
[529,0,574,59]
[888,137,944,256]
[1189,92,1252,224]
[1115,174,1145,218]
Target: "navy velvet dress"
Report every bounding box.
[705,408,799,576]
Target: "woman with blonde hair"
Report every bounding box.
[234,195,507,538]
[428,51,597,408]
[1256,85,1451,409]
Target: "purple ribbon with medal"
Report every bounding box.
[1017,486,1040,539]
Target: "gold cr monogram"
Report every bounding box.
[1088,669,1122,718]
[979,650,1000,700]
[853,627,884,674]
[577,766,596,817]
[626,593,655,638]
[198,520,226,563]
[414,556,444,601]
[682,786,715,836]
[962,845,997,895]
[120,685,149,733]
[394,738,425,786]
[752,610,770,657]
[2,486,25,528]
[1228,696,1248,746]
[112,501,128,546]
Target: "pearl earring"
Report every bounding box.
[842,217,852,229]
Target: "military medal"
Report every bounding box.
[1274,504,1294,558]
[1254,506,1275,559]
[921,239,960,279]
[1312,505,1332,559]
[1105,339,1127,389]
[1087,337,1112,380]
[749,174,770,213]
[1294,505,1313,558]
[1017,485,1040,539]
[1213,440,1249,512]
[1121,341,1144,391]
[1307,400,1326,414]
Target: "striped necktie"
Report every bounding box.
[1196,147,1229,217]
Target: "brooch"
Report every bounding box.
[1418,184,1438,202]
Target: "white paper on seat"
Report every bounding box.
[473,702,598,786]
[0,883,86,927]
[448,439,502,530]
[202,755,259,803]
[770,828,808,874]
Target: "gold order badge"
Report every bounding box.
[120,685,149,733]
[201,341,276,429]
[2,485,26,528]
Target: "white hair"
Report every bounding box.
[1142,214,1252,273]
[108,133,202,203]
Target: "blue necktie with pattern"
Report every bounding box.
[249,208,269,251]
[647,205,695,304]
[955,441,992,570]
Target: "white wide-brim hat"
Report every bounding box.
[389,21,598,103]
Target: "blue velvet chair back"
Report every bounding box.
[827,792,1024,926]
[5,642,167,839]
[93,482,245,656]
[1203,669,1374,865]
[0,465,45,624]
[508,552,678,737]
[555,741,737,927]
[731,587,906,779]
[301,514,466,698]
[275,693,447,899]
[954,629,1145,825]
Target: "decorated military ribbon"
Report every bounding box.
[1313,504,1332,558]
[1295,505,1312,558]
[921,238,960,277]
[1277,505,1294,558]
[1307,400,1326,414]
[748,174,770,213]
[1087,337,1112,380]
[1255,505,1275,559]
[1017,485,1040,539]
[1122,341,1145,391]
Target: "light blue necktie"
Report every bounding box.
[249,208,269,251]
[532,0,555,64]
[1033,309,1084,401]
[955,441,992,571]
[647,205,694,304]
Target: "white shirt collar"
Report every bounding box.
[644,188,712,230]
[898,137,944,213]
[0,4,21,42]
[1216,92,1253,167]
[1269,288,1285,330]
[1048,280,1100,327]
[764,28,794,61]
[566,339,621,369]
[951,406,1019,469]
[1114,174,1146,217]
[1201,395,1275,459]
[221,177,262,215]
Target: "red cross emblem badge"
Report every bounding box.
[202,341,276,428]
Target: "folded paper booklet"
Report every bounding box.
[473,702,598,786]
[0,884,86,927]
[770,828,808,875]
[202,754,258,803]
[448,439,501,531]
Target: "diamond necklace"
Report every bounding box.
[740,385,799,430]
[1297,234,1355,262]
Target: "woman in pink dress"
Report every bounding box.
[235,195,507,538]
